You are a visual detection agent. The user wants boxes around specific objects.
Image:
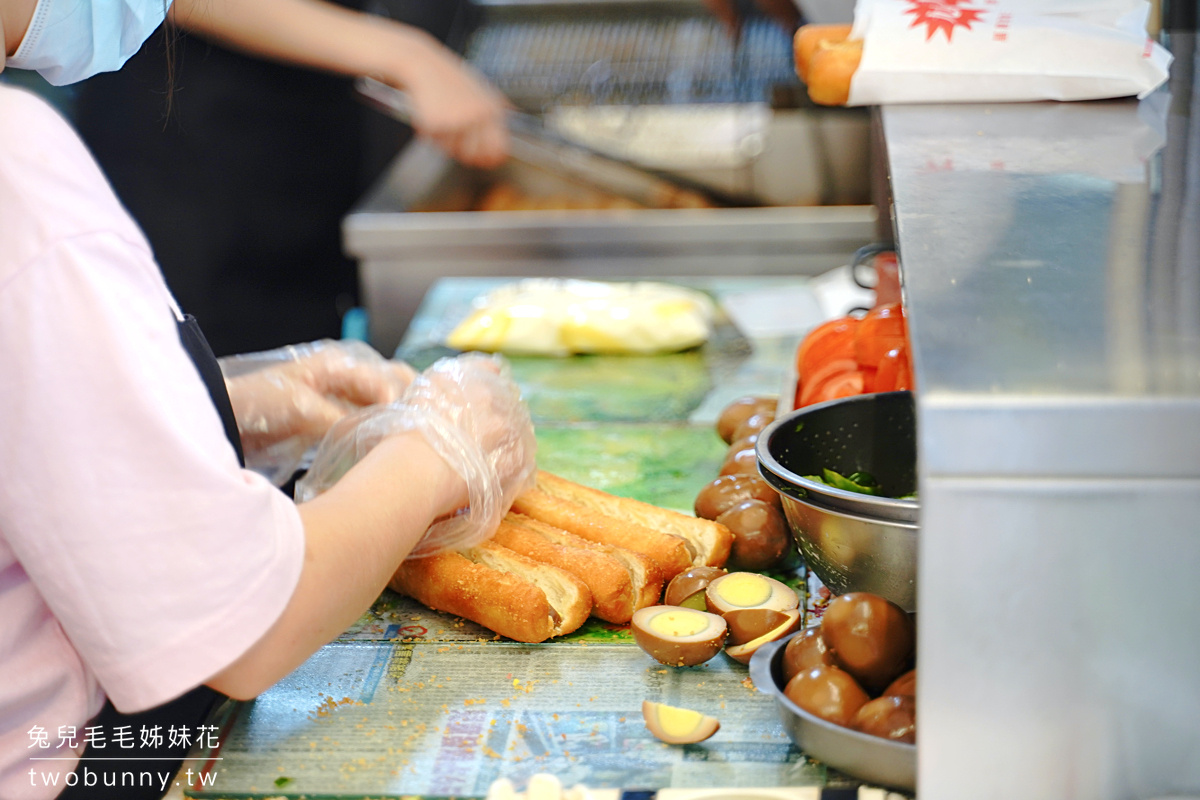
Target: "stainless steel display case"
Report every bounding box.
[890,61,1200,799]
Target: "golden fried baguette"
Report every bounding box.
[493,513,663,624]
[794,23,854,82]
[511,488,693,580]
[388,540,591,643]
[533,471,733,570]
[807,38,864,106]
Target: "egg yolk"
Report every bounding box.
[716,573,772,607]
[648,609,709,638]
[652,704,707,739]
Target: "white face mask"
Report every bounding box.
[7,0,171,86]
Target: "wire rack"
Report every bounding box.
[466,15,799,109]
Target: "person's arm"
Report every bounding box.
[169,0,509,168]
[207,353,535,700]
[207,432,463,699]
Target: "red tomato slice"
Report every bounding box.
[860,366,878,394]
[858,334,906,371]
[894,355,914,392]
[798,358,858,407]
[797,316,859,378]
[804,370,866,406]
[855,303,907,368]
[874,346,906,393]
[875,344,917,393]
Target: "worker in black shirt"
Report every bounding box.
[75,0,507,356]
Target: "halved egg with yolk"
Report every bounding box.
[630,605,727,667]
[704,571,799,616]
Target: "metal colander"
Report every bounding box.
[757,392,919,609]
[758,391,918,523]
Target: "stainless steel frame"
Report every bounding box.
[888,88,1200,798]
[345,141,876,351]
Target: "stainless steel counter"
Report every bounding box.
[345,142,875,352]
[890,35,1200,800]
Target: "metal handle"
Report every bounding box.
[850,241,897,290]
[353,76,756,209]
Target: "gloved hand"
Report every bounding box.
[295,353,537,556]
[222,340,417,484]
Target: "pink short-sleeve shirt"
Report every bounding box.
[0,85,306,799]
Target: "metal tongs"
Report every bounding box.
[355,76,756,209]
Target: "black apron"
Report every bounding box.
[59,315,240,799]
[72,0,474,357]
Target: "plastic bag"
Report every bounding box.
[444,279,717,356]
[817,0,1172,106]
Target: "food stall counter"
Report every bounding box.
[885,68,1200,800]
[176,277,881,799]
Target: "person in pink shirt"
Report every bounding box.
[0,1,535,798]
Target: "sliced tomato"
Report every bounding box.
[860,366,878,394]
[796,316,859,378]
[855,303,907,368]
[798,357,858,407]
[874,346,905,393]
[858,333,906,372]
[875,344,916,393]
[894,354,914,392]
[804,370,866,406]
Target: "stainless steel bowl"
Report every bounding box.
[756,391,919,610]
[749,633,916,792]
[758,391,917,522]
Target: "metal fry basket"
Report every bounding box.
[457,0,871,207]
[467,9,800,109]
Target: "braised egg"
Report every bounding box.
[853,694,916,743]
[781,626,836,683]
[716,396,775,444]
[705,572,798,616]
[783,664,870,728]
[821,592,914,694]
[662,566,727,610]
[722,608,802,664]
[630,605,727,667]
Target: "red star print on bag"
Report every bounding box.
[903,0,987,41]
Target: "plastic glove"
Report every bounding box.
[294,353,537,557]
[221,340,417,484]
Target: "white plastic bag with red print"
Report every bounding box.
[845,0,1172,105]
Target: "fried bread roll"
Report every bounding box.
[794,23,853,82]
[515,471,732,577]
[389,540,591,643]
[512,488,692,580]
[535,471,733,569]
[807,38,864,106]
[492,513,663,624]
